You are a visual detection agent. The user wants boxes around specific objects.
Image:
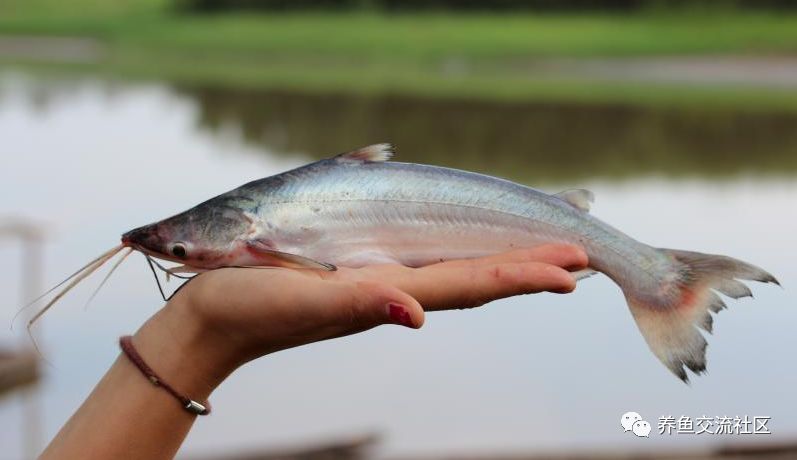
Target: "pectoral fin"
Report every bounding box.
[246,240,337,271]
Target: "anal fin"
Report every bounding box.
[572,268,598,281]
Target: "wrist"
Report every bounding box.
[132,296,239,401]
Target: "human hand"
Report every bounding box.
[133,244,587,397]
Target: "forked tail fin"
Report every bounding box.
[624,249,779,382]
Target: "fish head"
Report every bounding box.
[121,203,253,269]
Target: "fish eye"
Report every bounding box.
[170,243,187,259]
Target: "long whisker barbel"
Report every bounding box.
[21,244,125,356]
[11,245,125,329]
[84,247,134,311]
[18,243,264,356]
[23,245,124,331]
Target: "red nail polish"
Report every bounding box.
[388,303,414,328]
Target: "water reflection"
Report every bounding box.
[181,85,797,182]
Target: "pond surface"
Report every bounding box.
[180,85,797,183]
[0,72,795,459]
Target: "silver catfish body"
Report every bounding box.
[212,144,778,382]
[239,145,648,275]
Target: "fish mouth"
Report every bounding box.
[120,238,176,264]
[120,239,154,258]
[121,225,167,259]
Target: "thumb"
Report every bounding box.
[342,280,425,330]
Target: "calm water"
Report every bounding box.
[0,72,795,459]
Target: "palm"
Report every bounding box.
[175,244,587,362]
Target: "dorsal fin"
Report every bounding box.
[555,189,594,212]
[335,143,394,163]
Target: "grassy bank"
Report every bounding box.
[4,1,797,108]
[6,2,797,57]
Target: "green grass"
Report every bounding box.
[114,13,797,58]
[6,4,797,58]
[4,1,797,108]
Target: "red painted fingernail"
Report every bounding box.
[387,303,414,328]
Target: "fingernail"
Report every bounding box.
[387,303,415,328]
